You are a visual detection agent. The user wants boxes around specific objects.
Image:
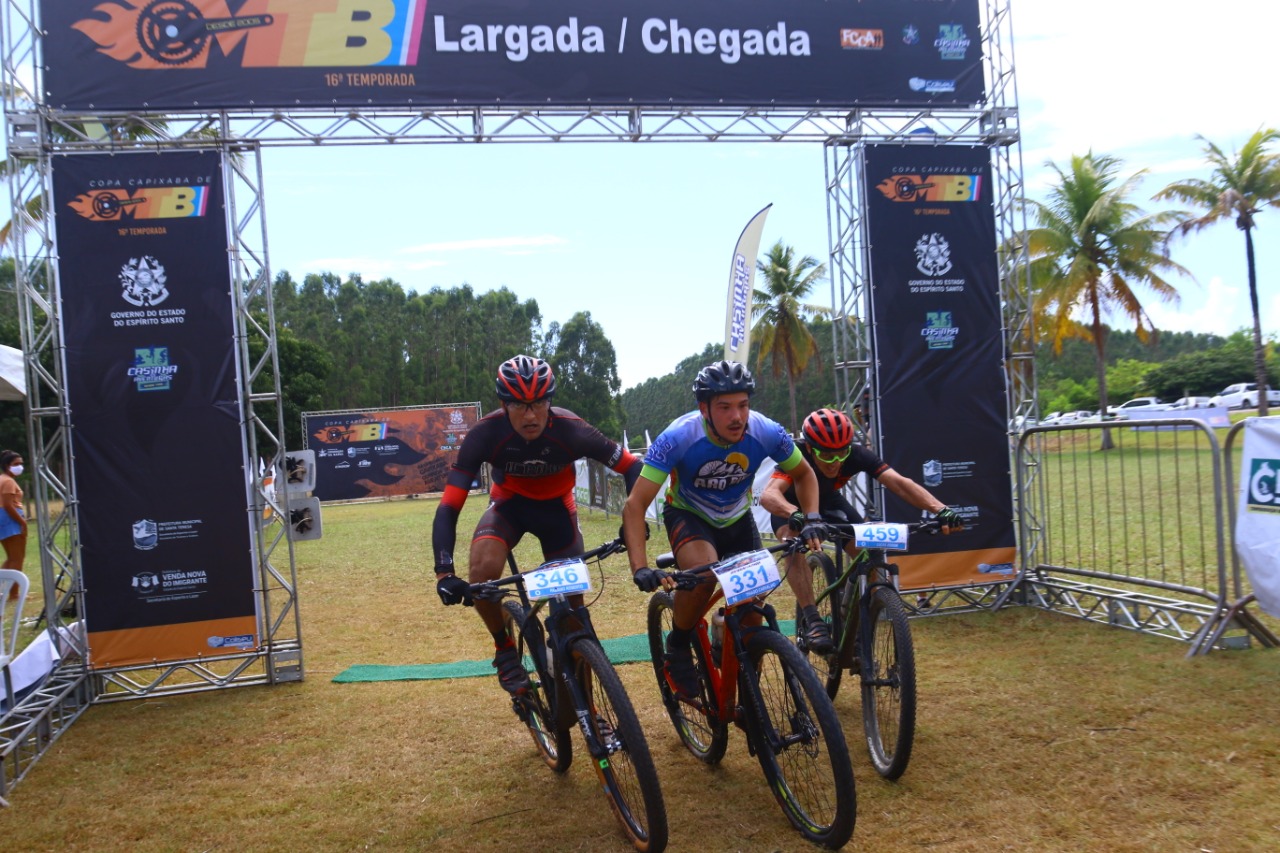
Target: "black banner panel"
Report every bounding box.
[51,150,258,668]
[304,405,480,502]
[864,144,1016,590]
[42,0,984,111]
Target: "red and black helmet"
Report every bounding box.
[803,408,855,450]
[495,355,556,403]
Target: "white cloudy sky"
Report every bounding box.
[257,1,1277,389]
[7,2,1270,390]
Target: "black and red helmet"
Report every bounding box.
[803,408,855,450]
[495,355,556,403]
[693,360,756,402]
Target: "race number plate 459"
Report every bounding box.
[853,523,909,551]
[525,558,591,600]
[712,549,781,607]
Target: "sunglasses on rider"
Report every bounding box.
[811,445,852,465]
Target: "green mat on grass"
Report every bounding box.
[332,621,797,683]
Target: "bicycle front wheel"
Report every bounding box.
[569,639,669,852]
[745,629,856,849]
[860,586,917,780]
[646,591,728,764]
[794,550,843,699]
[501,600,572,773]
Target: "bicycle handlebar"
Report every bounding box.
[468,537,627,601]
[655,537,809,591]
[824,518,949,540]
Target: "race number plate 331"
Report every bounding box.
[525,558,591,600]
[712,549,781,607]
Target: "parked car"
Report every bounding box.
[1056,410,1099,425]
[1105,397,1169,418]
[1207,383,1280,409]
[1039,411,1063,426]
[1167,396,1212,410]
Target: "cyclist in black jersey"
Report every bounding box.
[760,408,962,652]
[432,355,642,695]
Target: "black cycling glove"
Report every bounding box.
[787,510,806,533]
[799,514,827,544]
[436,573,473,606]
[632,567,664,592]
[936,507,963,533]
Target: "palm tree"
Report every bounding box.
[1155,128,1280,415]
[1024,153,1190,450]
[751,240,829,433]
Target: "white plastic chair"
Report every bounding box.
[0,569,30,712]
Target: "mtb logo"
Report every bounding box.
[69,187,209,221]
[876,174,982,202]
[72,0,427,69]
[1246,459,1280,512]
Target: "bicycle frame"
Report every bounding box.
[688,589,785,730]
[815,538,899,666]
[504,553,616,755]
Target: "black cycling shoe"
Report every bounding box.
[493,645,531,695]
[663,636,701,701]
[801,612,835,656]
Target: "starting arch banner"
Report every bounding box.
[41,0,985,111]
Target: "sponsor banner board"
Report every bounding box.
[51,150,259,667]
[1235,418,1280,617]
[42,0,985,111]
[304,405,481,501]
[863,143,1017,589]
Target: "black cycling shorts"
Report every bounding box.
[663,504,761,564]
[473,491,583,560]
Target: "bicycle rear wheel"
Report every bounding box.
[646,591,728,764]
[569,639,669,852]
[745,629,856,849]
[794,550,843,699]
[860,586,917,780]
[501,600,572,773]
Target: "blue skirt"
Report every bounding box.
[0,507,24,540]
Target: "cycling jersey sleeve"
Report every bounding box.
[775,444,805,474]
[430,425,489,571]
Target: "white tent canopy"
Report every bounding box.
[0,344,25,400]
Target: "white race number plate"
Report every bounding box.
[712,549,782,607]
[853,523,909,551]
[524,558,591,600]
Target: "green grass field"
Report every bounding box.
[3,493,1280,851]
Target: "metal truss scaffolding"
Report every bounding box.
[2,0,1028,799]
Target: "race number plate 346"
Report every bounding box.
[853,523,909,551]
[525,558,591,600]
[712,549,781,607]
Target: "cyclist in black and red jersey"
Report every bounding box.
[432,355,643,695]
[760,408,963,653]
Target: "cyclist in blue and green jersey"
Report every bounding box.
[622,360,825,700]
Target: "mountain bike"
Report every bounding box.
[645,539,856,850]
[794,517,946,781]
[470,538,668,852]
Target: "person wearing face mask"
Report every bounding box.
[0,450,27,600]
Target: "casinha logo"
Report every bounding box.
[1247,458,1280,513]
